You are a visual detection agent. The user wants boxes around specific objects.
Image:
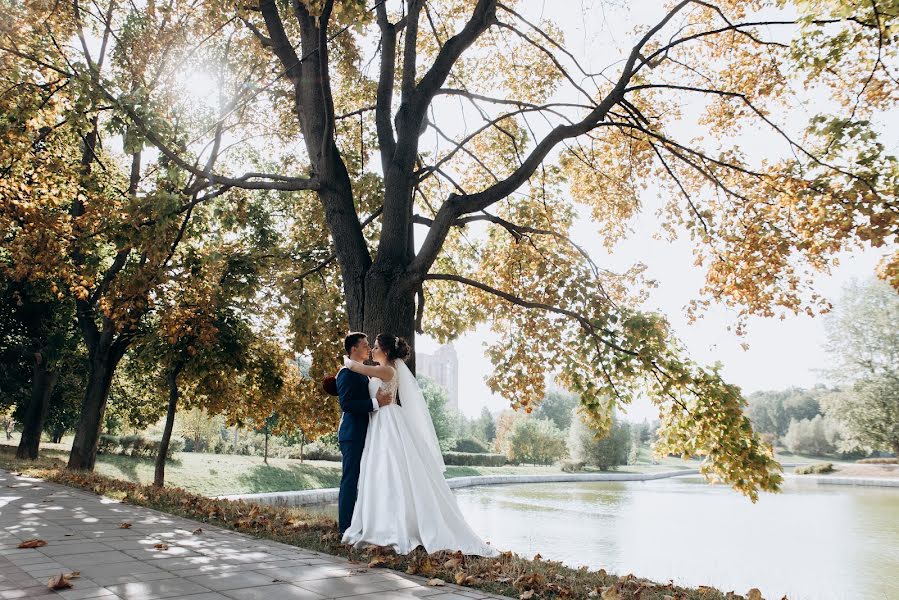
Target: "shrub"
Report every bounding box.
[505,418,568,465]
[794,463,835,474]
[561,460,585,473]
[95,434,180,459]
[568,410,634,471]
[442,452,507,467]
[98,434,120,455]
[453,438,489,453]
[782,415,842,456]
[856,457,899,464]
[278,440,342,462]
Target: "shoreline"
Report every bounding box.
[218,466,899,506]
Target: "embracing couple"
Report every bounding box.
[335,332,497,557]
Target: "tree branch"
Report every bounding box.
[375,1,398,166]
[424,273,635,356]
[409,0,497,127]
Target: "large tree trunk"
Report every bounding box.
[154,364,182,487]
[67,348,121,470]
[16,354,59,460]
[362,267,418,373]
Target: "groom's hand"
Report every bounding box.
[376,389,392,407]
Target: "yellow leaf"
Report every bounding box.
[47,573,72,590]
[601,587,620,600]
[426,578,445,587]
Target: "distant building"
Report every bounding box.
[416,343,459,410]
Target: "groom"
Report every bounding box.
[336,332,391,534]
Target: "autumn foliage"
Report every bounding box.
[1,0,897,498]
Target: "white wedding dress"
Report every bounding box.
[341,360,498,556]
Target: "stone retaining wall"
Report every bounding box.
[219,466,899,507]
[217,470,702,507]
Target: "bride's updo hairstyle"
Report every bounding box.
[376,334,412,362]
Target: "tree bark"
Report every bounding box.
[263,430,269,465]
[16,354,59,460]
[154,364,182,488]
[67,346,123,470]
[362,267,419,373]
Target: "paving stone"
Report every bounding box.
[0,585,53,599]
[220,583,325,600]
[295,573,415,597]
[105,578,213,599]
[55,586,122,599]
[250,564,351,583]
[185,570,287,591]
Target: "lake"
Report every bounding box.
[312,476,899,599]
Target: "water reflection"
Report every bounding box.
[306,477,899,600]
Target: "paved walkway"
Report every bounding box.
[0,469,509,600]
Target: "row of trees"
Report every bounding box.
[2,1,897,500]
[744,279,899,458]
[420,381,651,470]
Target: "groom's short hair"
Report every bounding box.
[344,332,367,355]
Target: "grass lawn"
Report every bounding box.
[1,442,343,496]
[1,433,695,497]
[5,433,832,497]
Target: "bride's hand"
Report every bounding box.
[343,356,361,371]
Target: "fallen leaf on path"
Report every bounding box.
[192,528,202,535]
[118,522,132,529]
[18,539,47,548]
[66,571,80,579]
[520,591,534,600]
[153,543,169,550]
[368,558,387,568]
[47,574,72,590]
[426,578,445,586]
[419,557,436,577]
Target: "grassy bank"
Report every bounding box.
[0,447,738,600]
[0,437,693,496]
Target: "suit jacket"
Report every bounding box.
[336,367,374,444]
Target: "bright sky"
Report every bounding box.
[416,1,895,419]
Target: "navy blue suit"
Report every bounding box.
[336,367,375,533]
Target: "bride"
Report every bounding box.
[340,333,497,557]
